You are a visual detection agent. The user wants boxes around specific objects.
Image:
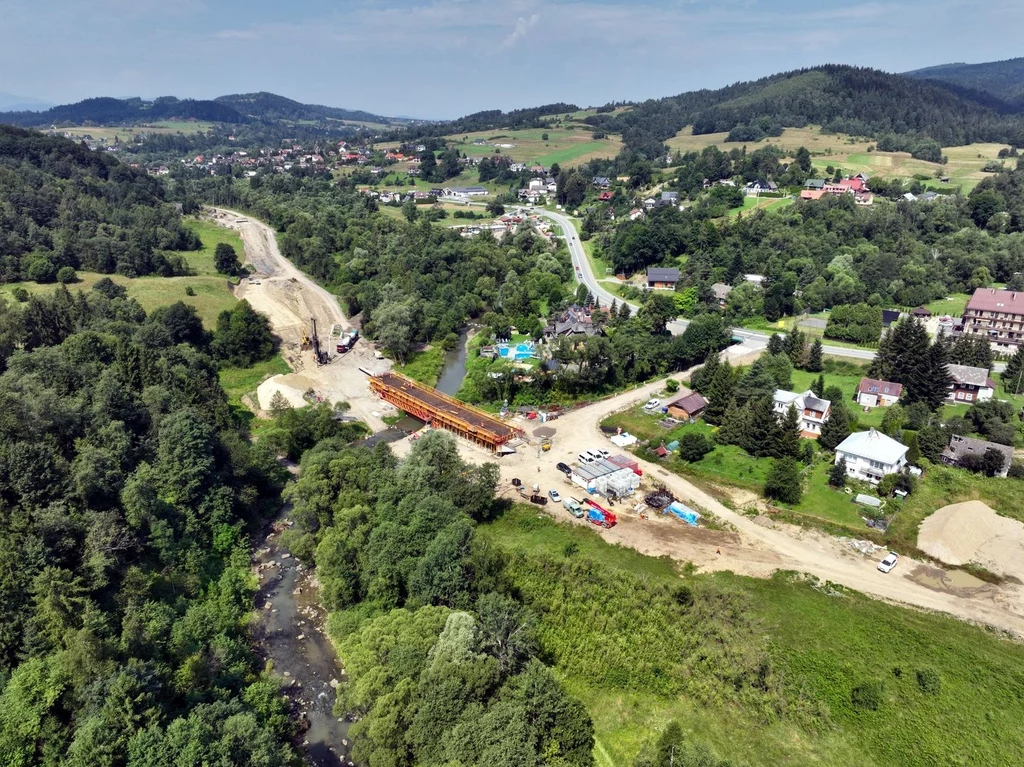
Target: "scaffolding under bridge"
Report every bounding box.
[368,371,523,451]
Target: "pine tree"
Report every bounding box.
[811,374,826,398]
[779,404,803,458]
[785,329,806,367]
[690,350,720,393]
[608,298,618,321]
[904,430,921,465]
[618,301,632,321]
[868,328,897,380]
[1003,346,1024,394]
[717,400,750,446]
[819,406,851,451]
[734,360,777,405]
[828,456,847,487]
[745,395,784,457]
[703,361,735,425]
[807,339,823,372]
[917,341,952,411]
[764,457,802,504]
[767,333,785,356]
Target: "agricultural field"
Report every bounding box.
[480,504,1024,767]
[0,217,241,328]
[726,194,794,217]
[666,125,1011,190]
[59,120,216,143]
[443,127,623,167]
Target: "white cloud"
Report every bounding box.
[501,12,540,49]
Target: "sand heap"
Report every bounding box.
[256,374,320,410]
[918,501,1024,579]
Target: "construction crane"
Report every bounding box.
[310,317,328,366]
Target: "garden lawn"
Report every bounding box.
[789,459,870,528]
[923,293,970,316]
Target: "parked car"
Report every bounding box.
[548,489,561,503]
[877,552,899,573]
[642,399,661,412]
[596,448,610,459]
[556,462,571,475]
[577,452,594,464]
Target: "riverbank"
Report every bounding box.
[252,513,353,767]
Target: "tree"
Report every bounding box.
[982,447,1008,477]
[639,292,677,334]
[764,458,802,504]
[716,400,750,446]
[703,361,735,424]
[819,406,851,451]
[211,300,275,367]
[880,403,906,438]
[779,404,803,459]
[811,373,826,397]
[828,456,847,487]
[784,329,806,367]
[767,333,785,355]
[214,242,240,275]
[807,339,823,372]
[690,350,720,393]
[678,432,712,462]
[904,429,921,465]
[745,395,784,457]
[1003,346,1024,394]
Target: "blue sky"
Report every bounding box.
[2,0,1023,118]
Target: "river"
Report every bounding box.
[253,513,354,767]
[435,329,471,396]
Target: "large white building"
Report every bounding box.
[773,389,831,438]
[834,429,909,484]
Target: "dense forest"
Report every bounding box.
[905,57,1024,110]
[584,65,1024,162]
[0,284,300,764]
[0,125,201,282]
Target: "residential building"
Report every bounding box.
[959,287,1024,351]
[773,389,831,438]
[646,267,680,289]
[855,378,903,408]
[941,435,1013,477]
[592,176,611,188]
[710,282,733,307]
[834,429,909,484]
[442,186,489,197]
[800,189,826,200]
[744,180,778,196]
[804,179,826,190]
[666,392,708,420]
[544,305,602,338]
[946,364,995,403]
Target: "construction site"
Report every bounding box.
[368,371,524,451]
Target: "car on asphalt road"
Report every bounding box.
[877,552,899,573]
[548,489,561,503]
[556,462,571,475]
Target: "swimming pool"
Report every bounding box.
[497,342,536,360]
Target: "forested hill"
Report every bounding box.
[0,124,200,282]
[0,92,403,129]
[584,65,1024,160]
[904,57,1024,110]
[214,92,396,125]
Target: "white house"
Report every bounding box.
[855,378,903,408]
[946,364,995,404]
[773,390,831,438]
[834,429,909,484]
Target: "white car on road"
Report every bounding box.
[877,552,899,573]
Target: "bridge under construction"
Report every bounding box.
[368,371,523,451]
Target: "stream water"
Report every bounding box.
[435,329,471,396]
[253,513,353,767]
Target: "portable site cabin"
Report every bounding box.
[570,459,638,497]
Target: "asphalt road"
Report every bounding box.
[532,208,1006,371]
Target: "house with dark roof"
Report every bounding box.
[941,434,1013,477]
[946,364,996,403]
[744,180,778,196]
[881,309,904,328]
[912,306,932,318]
[773,389,831,438]
[544,305,602,338]
[804,179,826,190]
[710,282,732,307]
[646,267,680,289]
[856,378,903,408]
[656,191,679,207]
[666,391,708,421]
[592,176,611,188]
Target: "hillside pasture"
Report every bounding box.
[60,121,216,143]
[444,127,622,167]
[666,125,1011,190]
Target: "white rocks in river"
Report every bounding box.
[281,553,291,559]
[330,678,340,688]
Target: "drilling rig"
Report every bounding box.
[309,317,329,366]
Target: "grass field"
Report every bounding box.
[60,121,216,143]
[0,217,241,327]
[923,293,971,316]
[444,127,623,168]
[726,195,794,217]
[396,346,446,387]
[665,125,1010,190]
[481,504,1024,767]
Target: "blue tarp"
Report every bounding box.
[665,501,700,526]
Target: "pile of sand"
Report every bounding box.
[918,501,1024,579]
[256,374,319,410]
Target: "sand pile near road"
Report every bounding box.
[256,374,319,410]
[918,501,1024,579]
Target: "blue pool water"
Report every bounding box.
[497,342,535,360]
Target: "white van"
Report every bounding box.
[585,450,603,463]
[578,452,594,464]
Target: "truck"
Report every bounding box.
[337,328,359,353]
[562,497,584,518]
[583,498,617,528]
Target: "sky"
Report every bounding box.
[2,0,1023,119]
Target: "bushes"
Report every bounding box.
[851,679,886,711]
[916,667,942,696]
[824,303,882,344]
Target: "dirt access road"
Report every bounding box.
[212,208,1024,637]
[208,208,393,431]
[395,373,1024,637]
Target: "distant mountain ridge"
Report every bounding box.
[0,91,402,129]
[0,91,53,112]
[904,57,1024,109]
